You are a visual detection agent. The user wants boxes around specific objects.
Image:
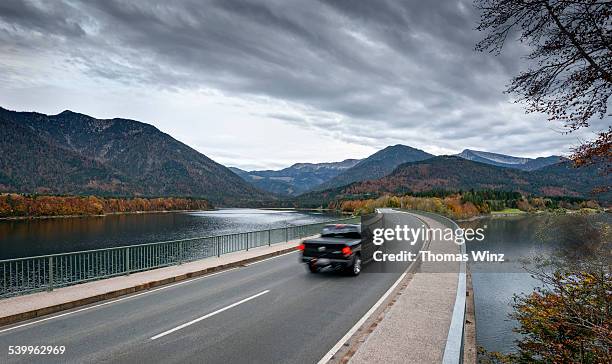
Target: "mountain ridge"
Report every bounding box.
[0,107,271,205]
[456,149,566,171]
[315,144,434,191]
[232,144,572,196]
[295,156,610,205]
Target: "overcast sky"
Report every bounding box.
[0,0,603,170]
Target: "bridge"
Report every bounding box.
[0,210,473,363]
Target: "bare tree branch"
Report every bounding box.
[475,0,612,170]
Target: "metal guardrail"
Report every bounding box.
[0,216,359,299]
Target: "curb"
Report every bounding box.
[463,266,477,364]
[0,245,298,328]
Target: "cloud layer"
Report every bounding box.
[0,0,598,169]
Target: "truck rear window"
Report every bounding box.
[321,225,361,238]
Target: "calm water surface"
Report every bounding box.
[463,213,610,354]
[0,209,340,259]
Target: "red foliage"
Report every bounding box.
[0,194,212,218]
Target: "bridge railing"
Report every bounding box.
[0,216,359,299]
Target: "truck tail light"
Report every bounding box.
[297,243,305,251]
[341,246,352,256]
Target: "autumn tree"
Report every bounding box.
[475,0,611,169]
[509,243,611,363]
[0,194,213,218]
[573,126,612,177]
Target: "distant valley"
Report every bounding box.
[229,159,360,196]
[231,144,437,195]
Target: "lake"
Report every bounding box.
[0,209,340,260]
[462,213,610,354]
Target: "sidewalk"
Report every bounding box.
[349,214,462,364]
[0,238,306,327]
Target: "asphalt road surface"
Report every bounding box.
[0,211,426,364]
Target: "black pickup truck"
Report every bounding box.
[298,224,373,276]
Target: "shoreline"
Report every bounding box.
[0,207,346,221]
[1,206,603,222]
[457,213,526,222]
[0,209,213,222]
[457,208,607,222]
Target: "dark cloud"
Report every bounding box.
[0,0,85,37]
[0,0,584,158]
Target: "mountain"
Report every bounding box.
[0,117,128,194]
[230,159,361,196]
[296,156,610,205]
[228,167,251,179]
[315,145,433,190]
[0,107,271,205]
[457,149,566,171]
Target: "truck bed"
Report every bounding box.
[302,237,360,259]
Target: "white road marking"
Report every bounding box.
[0,268,239,335]
[150,290,270,340]
[316,272,407,364]
[244,250,298,266]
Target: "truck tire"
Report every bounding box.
[307,262,319,273]
[348,255,362,276]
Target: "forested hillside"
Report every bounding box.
[296,156,610,206]
[0,107,272,205]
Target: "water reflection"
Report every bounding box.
[0,209,339,259]
[463,213,610,354]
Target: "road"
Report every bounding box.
[0,211,426,364]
